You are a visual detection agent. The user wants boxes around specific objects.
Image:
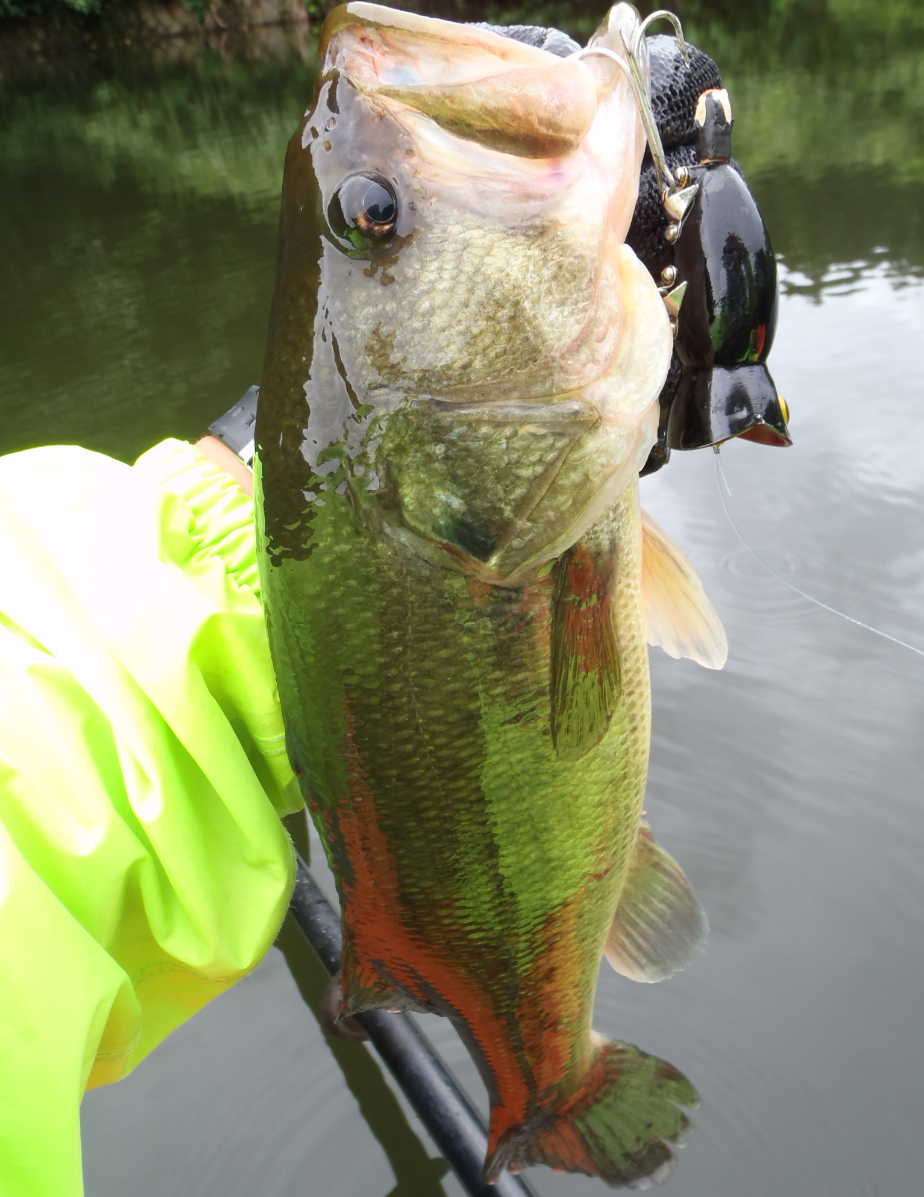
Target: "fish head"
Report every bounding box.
[257,3,673,583]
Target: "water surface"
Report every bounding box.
[2,4,923,1195]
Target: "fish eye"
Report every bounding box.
[329,174,398,250]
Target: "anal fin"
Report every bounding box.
[340,935,434,1018]
[605,823,708,983]
[641,508,727,669]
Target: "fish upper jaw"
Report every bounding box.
[322,2,566,83]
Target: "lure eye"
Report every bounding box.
[329,174,398,250]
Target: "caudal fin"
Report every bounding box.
[484,1041,697,1188]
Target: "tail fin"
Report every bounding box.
[484,1041,697,1188]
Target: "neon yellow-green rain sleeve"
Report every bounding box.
[0,439,302,1197]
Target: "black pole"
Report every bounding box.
[288,854,539,1197]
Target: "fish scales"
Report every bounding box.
[357,214,601,392]
[262,478,647,1098]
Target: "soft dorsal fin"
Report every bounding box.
[605,822,708,983]
[550,541,619,760]
[640,509,728,669]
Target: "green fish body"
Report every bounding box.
[256,3,726,1184]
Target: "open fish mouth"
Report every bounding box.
[321,2,600,161]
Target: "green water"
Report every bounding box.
[0,49,313,460]
[3,3,924,1194]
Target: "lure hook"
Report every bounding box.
[576,10,697,236]
[637,10,689,64]
[575,44,671,200]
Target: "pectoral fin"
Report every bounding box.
[605,823,708,983]
[550,542,619,760]
[641,509,727,669]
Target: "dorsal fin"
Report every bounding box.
[640,509,727,669]
[605,822,708,983]
[550,541,619,760]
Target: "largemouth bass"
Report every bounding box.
[256,4,728,1185]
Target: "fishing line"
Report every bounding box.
[713,448,924,659]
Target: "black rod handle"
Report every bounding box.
[288,855,539,1197]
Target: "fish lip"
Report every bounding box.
[321,1,564,70]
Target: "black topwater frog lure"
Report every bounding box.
[628,36,791,470]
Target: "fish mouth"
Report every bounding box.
[320,3,615,160]
[319,3,650,239]
[667,363,792,450]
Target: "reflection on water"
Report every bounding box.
[275,917,451,1197]
[0,45,315,461]
[713,1,924,292]
[2,2,923,1195]
[277,811,451,1196]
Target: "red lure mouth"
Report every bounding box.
[737,422,792,447]
[664,362,791,450]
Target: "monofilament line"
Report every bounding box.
[714,448,924,659]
